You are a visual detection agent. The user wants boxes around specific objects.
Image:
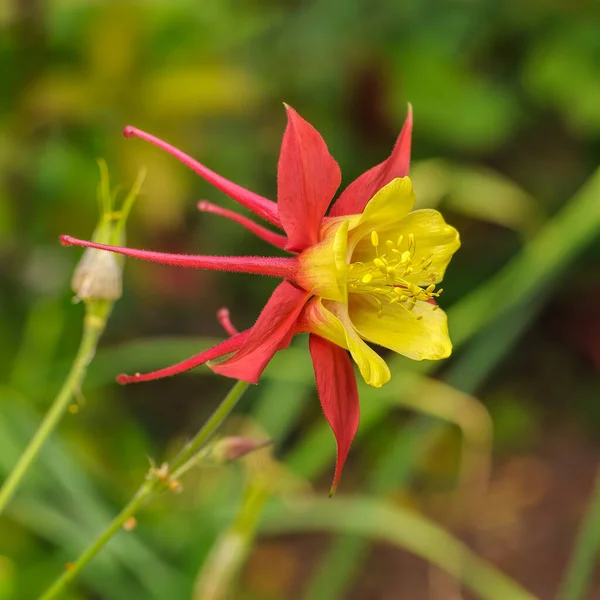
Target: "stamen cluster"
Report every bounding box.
[347,230,442,319]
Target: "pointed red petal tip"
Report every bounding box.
[328,483,338,498]
[329,103,413,217]
[277,104,341,251]
[309,335,360,496]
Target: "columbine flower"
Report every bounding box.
[60,105,460,493]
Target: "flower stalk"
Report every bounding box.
[168,380,252,478]
[0,301,111,515]
[0,162,144,517]
[37,379,251,600]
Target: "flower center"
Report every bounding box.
[347,230,442,319]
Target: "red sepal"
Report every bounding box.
[309,334,360,495]
[117,330,250,384]
[211,281,310,382]
[329,105,412,217]
[123,126,282,228]
[277,105,341,252]
[197,201,288,251]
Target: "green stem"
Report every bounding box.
[37,379,250,600]
[193,484,269,600]
[0,302,111,516]
[170,380,250,477]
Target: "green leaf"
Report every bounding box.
[411,159,544,236]
[263,496,537,600]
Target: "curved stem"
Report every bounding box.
[37,379,251,600]
[170,380,250,475]
[0,302,111,516]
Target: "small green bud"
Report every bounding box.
[71,160,145,303]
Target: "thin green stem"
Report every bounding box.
[0,302,111,516]
[113,167,146,239]
[37,379,250,600]
[170,380,250,476]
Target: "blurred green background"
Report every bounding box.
[1,0,600,599]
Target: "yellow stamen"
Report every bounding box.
[347,228,444,320]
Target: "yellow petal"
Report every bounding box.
[351,208,459,285]
[347,177,415,254]
[395,209,460,285]
[348,294,452,361]
[302,297,391,387]
[296,219,349,302]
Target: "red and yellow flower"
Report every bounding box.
[61,105,460,492]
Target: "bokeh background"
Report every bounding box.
[1,0,600,599]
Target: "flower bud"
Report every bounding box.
[71,240,123,301]
[212,436,272,463]
[71,160,145,303]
